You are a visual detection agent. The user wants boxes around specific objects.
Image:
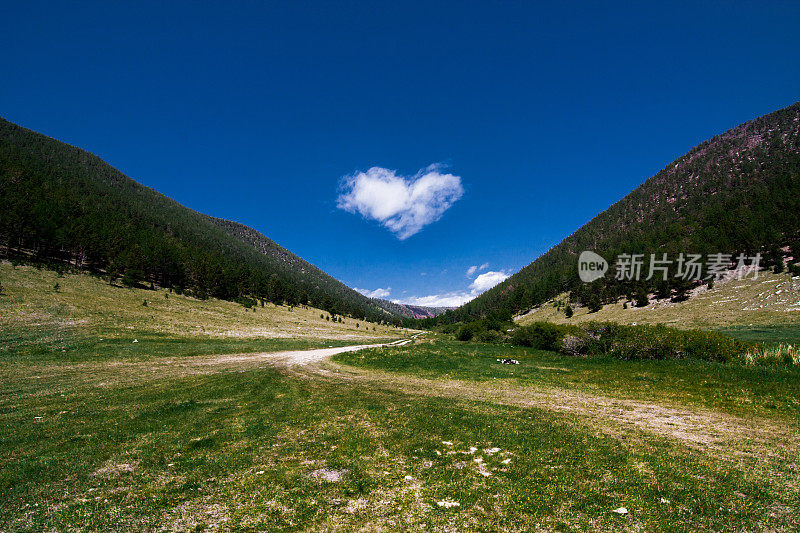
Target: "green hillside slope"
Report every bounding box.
[0,118,399,323]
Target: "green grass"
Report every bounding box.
[3,345,797,531]
[3,263,800,530]
[717,324,800,345]
[336,338,800,420]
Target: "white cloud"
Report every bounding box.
[337,164,464,240]
[479,262,489,271]
[470,271,509,292]
[355,287,391,299]
[398,270,510,308]
[399,291,474,307]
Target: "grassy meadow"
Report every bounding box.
[0,262,407,361]
[2,262,800,530]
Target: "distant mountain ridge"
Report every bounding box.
[0,117,404,323]
[371,299,452,319]
[427,101,800,324]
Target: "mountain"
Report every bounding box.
[370,299,452,319]
[430,102,800,324]
[0,117,403,323]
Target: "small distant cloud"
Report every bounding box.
[355,287,391,299]
[466,262,490,278]
[399,270,510,308]
[336,164,464,240]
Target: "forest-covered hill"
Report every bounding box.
[0,117,402,323]
[426,102,800,325]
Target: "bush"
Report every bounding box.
[121,269,145,288]
[437,323,461,334]
[510,322,571,350]
[476,329,503,343]
[559,334,587,356]
[510,321,750,363]
[454,318,512,343]
[455,322,479,341]
[236,297,257,309]
[564,305,573,318]
[587,294,602,313]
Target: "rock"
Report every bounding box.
[500,359,519,365]
[436,500,460,508]
[612,507,629,515]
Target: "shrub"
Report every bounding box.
[634,289,649,307]
[437,323,461,334]
[236,297,256,309]
[510,321,750,363]
[559,334,587,356]
[564,305,573,318]
[476,329,503,343]
[510,322,570,350]
[456,323,478,341]
[120,269,145,288]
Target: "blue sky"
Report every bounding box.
[3,1,799,305]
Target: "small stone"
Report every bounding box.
[612,507,629,515]
[436,500,460,508]
[660,498,670,504]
